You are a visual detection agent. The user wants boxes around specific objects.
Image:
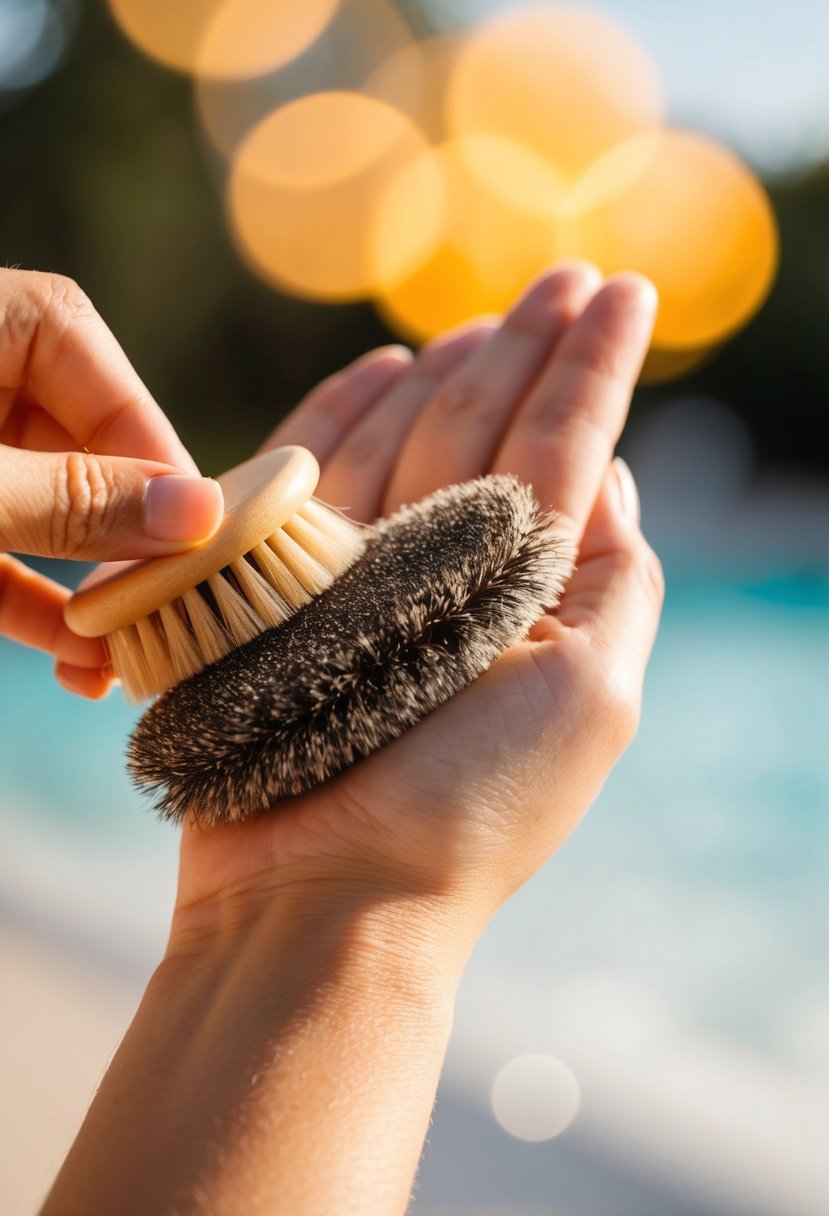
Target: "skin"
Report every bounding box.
[0,268,223,698]
[30,264,663,1216]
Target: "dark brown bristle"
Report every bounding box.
[127,476,573,825]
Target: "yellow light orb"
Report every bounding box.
[376,245,489,344]
[446,4,664,185]
[362,34,463,144]
[456,134,569,222]
[197,0,340,79]
[228,93,444,302]
[106,0,224,73]
[196,0,413,157]
[377,138,564,343]
[561,128,778,349]
[107,0,339,77]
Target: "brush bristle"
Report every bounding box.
[128,475,574,826]
[108,500,365,701]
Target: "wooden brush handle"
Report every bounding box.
[65,446,320,638]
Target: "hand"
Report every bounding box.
[0,270,223,698]
[173,264,663,947]
[43,265,664,1216]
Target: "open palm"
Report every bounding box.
[174,266,663,925]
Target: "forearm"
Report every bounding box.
[41,885,471,1216]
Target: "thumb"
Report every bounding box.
[0,446,224,561]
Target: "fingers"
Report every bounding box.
[493,274,657,537]
[538,460,664,732]
[317,322,494,521]
[0,446,224,561]
[0,555,112,699]
[54,661,112,700]
[258,346,413,464]
[0,402,76,452]
[0,269,198,471]
[382,264,603,511]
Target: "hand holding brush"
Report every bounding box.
[0,268,224,697]
[43,265,663,1216]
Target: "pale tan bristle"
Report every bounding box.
[250,541,311,607]
[298,499,366,565]
[134,616,170,699]
[158,600,203,686]
[207,571,264,646]
[106,625,148,702]
[282,513,342,571]
[107,500,366,701]
[228,556,292,627]
[267,528,331,595]
[182,587,231,665]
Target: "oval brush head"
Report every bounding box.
[64,447,366,701]
[128,475,573,826]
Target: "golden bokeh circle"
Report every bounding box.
[362,34,463,144]
[197,0,341,80]
[561,128,779,349]
[228,92,444,302]
[446,4,664,185]
[377,138,565,342]
[107,0,339,77]
[196,0,413,158]
[106,0,225,73]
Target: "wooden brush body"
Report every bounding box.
[64,447,365,700]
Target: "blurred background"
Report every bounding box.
[1,2,827,1214]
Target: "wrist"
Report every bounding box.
[47,874,469,1216]
[164,874,479,1007]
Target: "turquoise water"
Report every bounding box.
[1,563,827,1072]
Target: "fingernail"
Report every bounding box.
[143,476,224,543]
[612,457,640,526]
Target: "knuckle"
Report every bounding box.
[341,427,384,466]
[0,283,42,357]
[54,452,116,557]
[573,644,641,756]
[433,378,495,423]
[592,672,642,755]
[412,341,462,379]
[602,540,665,614]
[0,272,95,382]
[639,544,665,608]
[44,273,94,324]
[525,401,613,466]
[505,292,568,337]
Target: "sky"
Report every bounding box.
[429,0,829,175]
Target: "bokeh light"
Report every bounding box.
[363,34,462,143]
[196,0,412,157]
[106,0,226,74]
[560,128,779,350]
[196,0,340,80]
[228,92,444,301]
[0,0,66,96]
[107,0,339,78]
[446,4,664,184]
[377,136,564,341]
[108,0,780,376]
[491,1054,581,1142]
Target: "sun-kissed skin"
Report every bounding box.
[0,264,663,1216]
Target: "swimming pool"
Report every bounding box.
[2,555,827,1214]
